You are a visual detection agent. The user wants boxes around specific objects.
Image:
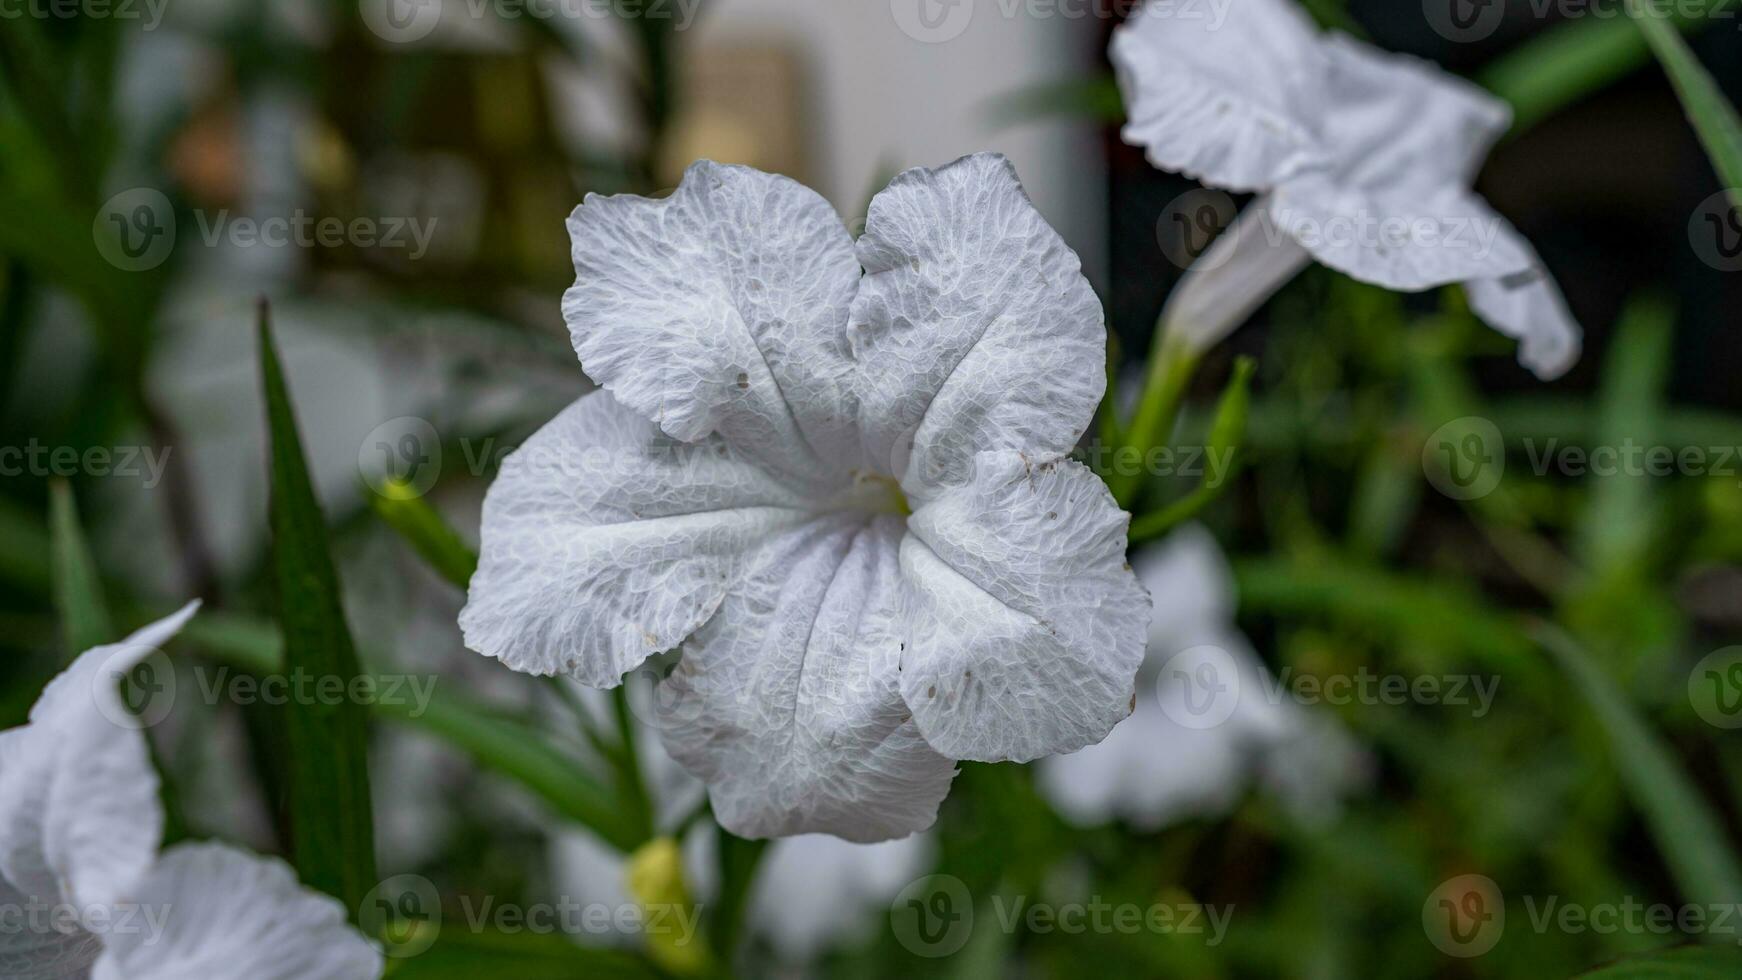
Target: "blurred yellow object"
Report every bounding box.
[625,837,710,975]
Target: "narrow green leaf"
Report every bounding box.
[1536,624,1742,908]
[48,480,112,657]
[258,300,378,916]
[1129,357,1254,543]
[177,613,642,853]
[368,486,478,590]
[1579,945,1742,977]
[1575,296,1674,573]
[1625,0,1742,202]
[1481,13,1665,133]
[386,931,662,979]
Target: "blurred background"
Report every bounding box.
[2,0,1742,976]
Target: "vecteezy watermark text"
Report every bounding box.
[360,0,703,44]
[0,0,169,29]
[0,441,172,487]
[889,875,1232,958]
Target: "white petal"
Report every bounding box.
[564,160,863,485]
[90,842,381,980]
[0,875,102,979]
[850,154,1106,496]
[657,515,958,843]
[1110,0,1330,192]
[0,603,199,911]
[460,391,819,687]
[1159,198,1314,355]
[750,833,931,962]
[1464,262,1583,380]
[1318,34,1512,193]
[897,453,1150,763]
[1271,176,1533,291]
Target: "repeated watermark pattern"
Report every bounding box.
[889,875,1232,958]
[0,0,168,29]
[360,875,702,959]
[360,0,704,44]
[1690,647,1742,729]
[1425,874,1742,957]
[1424,0,1739,45]
[0,898,170,946]
[1691,190,1742,272]
[1422,416,1742,501]
[892,0,1232,44]
[91,647,438,730]
[0,441,172,487]
[1157,189,1511,271]
[358,415,1240,499]
[93,188,439,272]
[1157,645,1501,730]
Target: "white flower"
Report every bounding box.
[1113,0,1581,379]
[461,154,1151,843]
[747,833,931,963]
[552,825,930,964]
[1038,527,1368,830]
[0,604,382,980]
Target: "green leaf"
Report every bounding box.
[1625,0,1742,202]
[1129,356,1254,543]
[48,479,111,657]
[177,613,643,854]
[1535,624,1742,908]
[368,487,478,591]
[1479,2,1724,135]
[258,300,378,917]
[1574,296,1674,574]
[0,494,50,595]
[983,76,1123,128]
[385,931,662,979]
[1579,945,1742,977]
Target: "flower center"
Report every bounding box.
[852,471,912,517]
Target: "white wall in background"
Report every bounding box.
[691,0,1109,290]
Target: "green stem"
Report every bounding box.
[1112,331,1200,507]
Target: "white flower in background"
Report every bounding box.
[461,154,1150,842]
[1038,527,1368,830]
[1113,0,1581,379]
[748,834,931,963]
[553,826,930,965]
[0,604,382,980]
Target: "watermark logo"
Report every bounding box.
[1423,0,1506,43]
[1422,416,1505,501]
[361,874,442,958]
[1690,647,1742,730]
[1158,189,1238,271]
[92,646,177,730]
[93,188,175,272]
[360,0,443,43]
[360,416,443,498]
[1423,874,1505,957]
[1691,190,1742,272]
[890,874,973,958]
[1157,644,1240,729]
[891,0,975,43]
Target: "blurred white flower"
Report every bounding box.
[1038,527,1368,830]
[1113,0,1581,379]
[748,834,931,963]
[462,154,1150,842]
[0,604,382,980]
